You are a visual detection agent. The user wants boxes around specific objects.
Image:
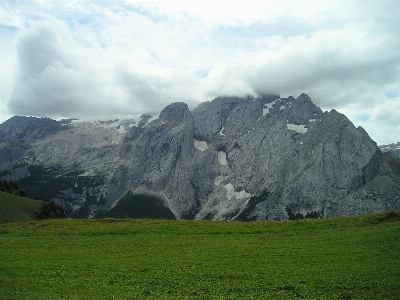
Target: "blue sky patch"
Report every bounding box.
[357,114,370,122]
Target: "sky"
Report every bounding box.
[0,0,399,145]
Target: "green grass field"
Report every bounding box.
[0,212,399,299]
[0,191,47,224]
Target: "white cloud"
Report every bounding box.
[0,26,16,107]
[0,0,399,145]
[371,97,400,126]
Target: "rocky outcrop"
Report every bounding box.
[1,94,399,220]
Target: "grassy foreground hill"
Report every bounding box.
[0,211,399,299]
[0,191,47,223]
[0,191,65,224]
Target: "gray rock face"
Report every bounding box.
[1,94,399,220]
[380,142,400,159]
[114,102,198,218]
[0,116,62,142]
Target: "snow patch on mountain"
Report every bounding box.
[145,113,160,126]
[218,151,228,165]
[214,175,225,185]
[116,126,126,134]
[194,140,208,152]
[287,123,308,133]
[263,100,276,116]
[69,117,139,132]
[124,115,145,127]
[218,126,225,136]
[224,183,235,199]
[223,183,251,200]
[236,190,251,200]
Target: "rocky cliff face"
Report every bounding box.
[0,116,62,142]
[1,94,399,220]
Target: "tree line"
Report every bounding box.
[0,179,65,220]
[0,180,27,197]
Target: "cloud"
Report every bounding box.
[2,0,400,144]
[371,98,400,126]
[8,16,210,119]
[9,20,127,119]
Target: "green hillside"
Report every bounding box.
[0,191,47,223]
[0,211,399,299]
[0,190,65,224]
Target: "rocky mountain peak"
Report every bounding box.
[1,93,399,221]
[158,102,191,126]
[0,115,62,143]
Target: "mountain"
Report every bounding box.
[380,142,400,159]
[1,94,399,220]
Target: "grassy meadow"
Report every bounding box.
[0,211,399,299]
[0,191,47,224]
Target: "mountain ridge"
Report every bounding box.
[380,142,400,159]
[1,93,399,220]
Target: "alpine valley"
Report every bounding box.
[1,94,400,220]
